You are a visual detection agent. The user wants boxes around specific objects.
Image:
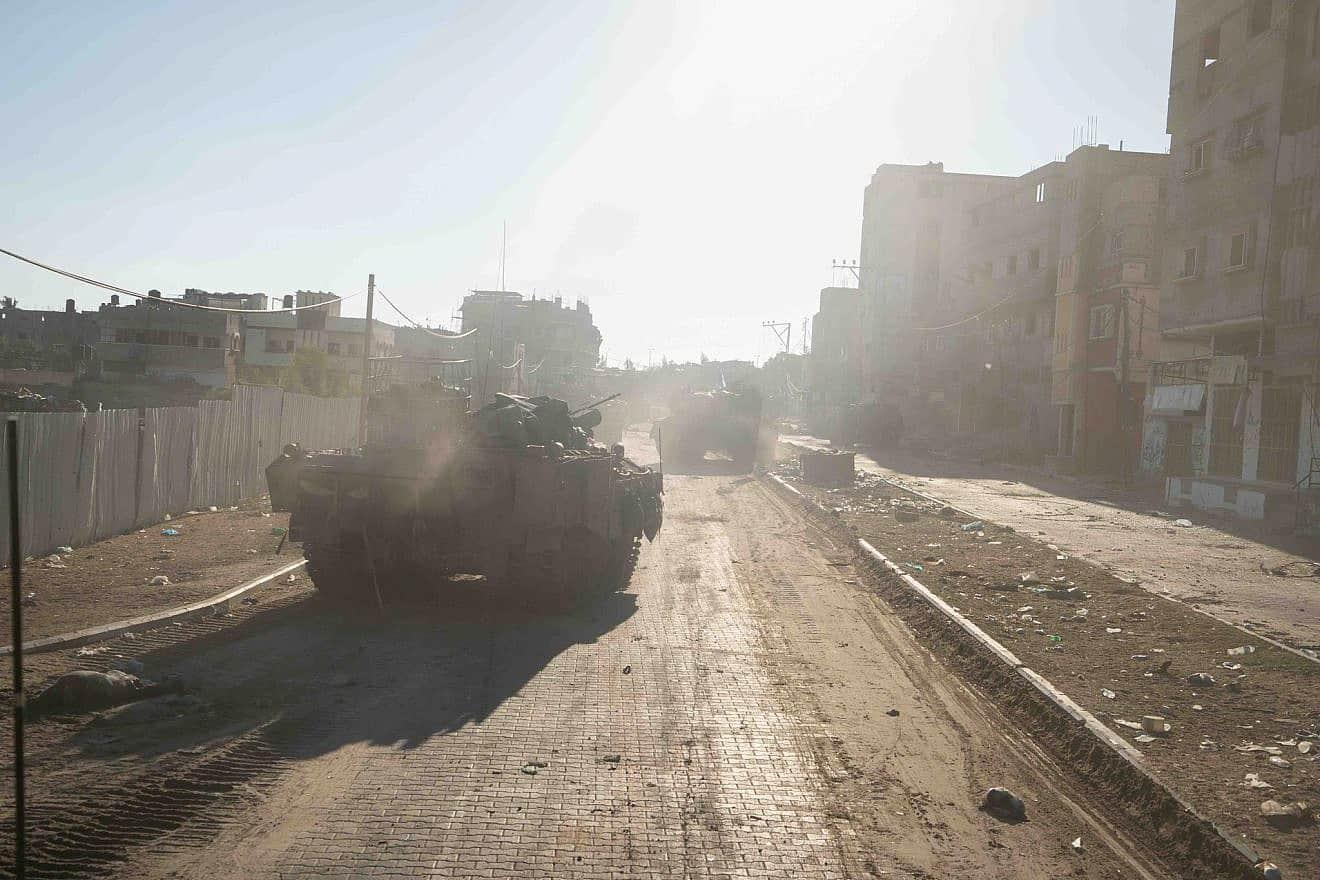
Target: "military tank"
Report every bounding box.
[267,386,663,606]
[651,384,762,471]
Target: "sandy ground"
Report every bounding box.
[0,499,298,640]
[771,451,1320,877]
[784,435,1320,654]
[0,436,1165,878]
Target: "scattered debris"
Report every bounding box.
[1268,755,1292,769]
[1113,719,1143,731]
[597,754,622,764]
[1255,860,1283,880]
[1236,743,1286,756]
[1140,715,1171,735]
[1100,688,1116,700]
[55,545,73,554]
[1069,836,1082,853]
[160,528,180,537]
[886,708,900,717]
[1243,773,1273,789]
[520,760,548,775]
[1259,799,1312,827]
[1228,645,1258,656]
[980,787,1026,822]
[148,575,171,586]
[1186,672,1216,687]
[1173,518,1194,528]
[622,665,632,675]
[960,521,985,532]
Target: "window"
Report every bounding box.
[348,344,361,357]
[1034,181,1046,204]
[203,336,220,349]
[1088,304,1116,340]
[1187,138,1211,174]
[285,340,295,353]
[327,342,341,355]
[1285,177,1313,248]
[1178,245,1200,279]
[1063,180,1079,201]
[1201,25,1221,67]
[1228,114,1263,157]
[1250,0,1271,38]
[183,333,199,347]
[115,328,130,343]
[1007,254,1018,276]
[1028,248,1041,271]
[1226,230,1252,269]
[1109,230,1125,255]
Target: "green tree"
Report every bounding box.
[282,347,349,397]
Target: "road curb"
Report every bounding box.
[1,558,307,657]
[760,470,1263,877]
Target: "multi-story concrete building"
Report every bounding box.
[1051,146,1169,476]
[0,297,100,362]
[857,162,1011,407]
[460,291,602,404]
[1143,0,1320,521]
[242,310,395,391]
[807,286,863,413]
[96,291,241,387]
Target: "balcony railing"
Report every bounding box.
[1151,358,1210,386]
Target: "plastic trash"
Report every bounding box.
[55,545,73,555]
[1228,645,1257,656]
[148,575,171,586]
[1186,672,1216,687]
[1268,755,1292,768]
[1173,518,1194,527]
[1100,688,1116,700]
[161,528,180,536]
[960,521,984,531]
[1106,627,1122,634]
[1069,837,1082,853]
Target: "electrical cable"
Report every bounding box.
[0,246,359,313]
[374,287,479,340]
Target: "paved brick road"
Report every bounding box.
[107,471,1137,880]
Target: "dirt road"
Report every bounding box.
[11,471,1167,879]
[785,436,1320,653]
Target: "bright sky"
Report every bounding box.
[2,1,1175,365]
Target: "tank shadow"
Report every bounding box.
[67,587,640,762]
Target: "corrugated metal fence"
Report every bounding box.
[0,385,359,565]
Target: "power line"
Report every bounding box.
[0,246,359,314]
[375,287,479,340]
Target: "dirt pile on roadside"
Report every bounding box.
[0,497,301,639]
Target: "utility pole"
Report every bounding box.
[762,321,791,354]
[357,274,375,448]
[1118,292,1131,484]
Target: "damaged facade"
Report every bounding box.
[1143,0,1320,523]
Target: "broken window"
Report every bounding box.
[1201,25,1221,67]
[327,342,341,355]
[1285,177,1314,248]
[1187,138,1212,173]
[1228,114,1264,156]
[1250,0,1271,38]
[1179,245,1200,278]
[1227,230,1252,268]
[1088,304,1116,340]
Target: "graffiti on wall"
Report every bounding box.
[1139,417,1167,473]
[1190,423,1208,474]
